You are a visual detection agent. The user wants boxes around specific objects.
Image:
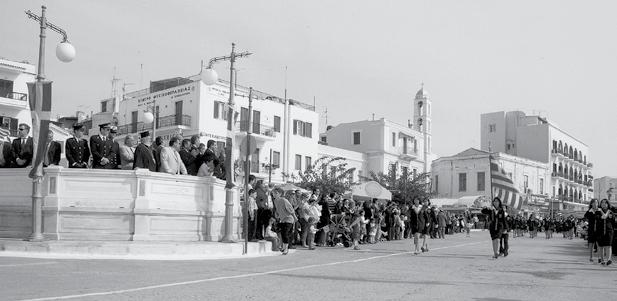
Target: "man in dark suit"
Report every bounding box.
[90,123,116,169]
[133,131,156,171]
[43,131,62,167]
[151,136,163,172]
[11,123,34,167]
[179,138,197,175]
[65,123,90,168]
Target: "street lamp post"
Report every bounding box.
[143,101,157,138]
[25,6,75,241]
[201,43,252,242]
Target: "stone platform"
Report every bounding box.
[0,239,276,260]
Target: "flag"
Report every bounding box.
[490,155,526,210]
[27,81,53,180]
[0,127,9,140]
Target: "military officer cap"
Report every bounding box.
[140,131,150,138]
[73,123,85,130]
[98,123,111,129]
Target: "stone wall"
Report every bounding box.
[0,167,241,242]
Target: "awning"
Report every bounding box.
[352,181,392,200]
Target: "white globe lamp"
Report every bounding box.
[56,42,76,62]
[143,111,154,124]
[201,68,218,85]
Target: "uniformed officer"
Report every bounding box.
[108,126,121,169]
[90,123,116,169]
[65,123,90,168]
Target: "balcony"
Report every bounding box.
[118,114,191,135]
[0,91,28,108]
[234,121,276,142]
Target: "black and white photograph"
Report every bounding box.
[0,1,615,300]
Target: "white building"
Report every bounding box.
[481,111,593,204]
[0,58,36,137]
[96,75,319,183]
[317,144,367,183]
[594,176,617,202]
[320,86,434,179]
[431,148,550,210]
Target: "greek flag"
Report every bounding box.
[490,155,525,210]
[27,81,53,179]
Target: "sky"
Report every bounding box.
[1,0,616,178]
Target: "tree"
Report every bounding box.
[284,156,357,195]
[363,164,432,203]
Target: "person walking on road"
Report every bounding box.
[595,199,614,266]
[409,198,424,255]
[481,197,508,259]
[584,199,599,262]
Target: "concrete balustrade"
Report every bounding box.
[0,167,241,242]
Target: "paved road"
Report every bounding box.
[1,233,615,301]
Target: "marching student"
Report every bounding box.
[481,197,508,259]
[595,199,614,266]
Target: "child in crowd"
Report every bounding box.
[307,217,317,250]
[349,209,364,250]
[265,217,280,252]
[368,219,377,244]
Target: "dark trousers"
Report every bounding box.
[247,210,257,241]
[278,222,294,244]
[500,233,509,254]
[256,208,271,240]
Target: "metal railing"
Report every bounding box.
[118,114,191,135]
[1,91,28,101]
[236,121,276,137]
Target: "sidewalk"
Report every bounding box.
[0,239,277,260]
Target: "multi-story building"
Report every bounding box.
[0,58,35,137]
[594,176,617,202]
[431,148,550,210]
[320,86,434,179]
[481,111,593,204]
[94,75,319,183]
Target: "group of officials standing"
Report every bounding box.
[0,122,223,177]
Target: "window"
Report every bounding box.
[477,172,485,191]
[292,120,312,138]
[459,173,467,192]
[131,111,138,133]
[175,101,183,126]
[402,166,408,178]
[101,101,107,113]
[434,175,439,192]
[213,101,227,120]
[272,151,281,168]
[392,132,396,147]
[251,148,260,173]
[403,137,408,154]
[305,156,312,170]
[295,154,302,170]
[489,124,496,133]
[320,136,327,143]
[0,79,14,97]
[273,116,281,132]
[240,107,249,131]
[353,131,361,145]
[539,178,544,195]
[524,175,529,193]
[413,168,417,178]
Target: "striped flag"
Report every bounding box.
[490,155,525,210]
[0,127,10,140]
[27,81,53,179]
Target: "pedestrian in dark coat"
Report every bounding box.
[133,131,156,172]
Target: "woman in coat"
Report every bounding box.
[481,197,508,259]
[420,198,431,253]
[584,199,599,262]
[595,199,614,266]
